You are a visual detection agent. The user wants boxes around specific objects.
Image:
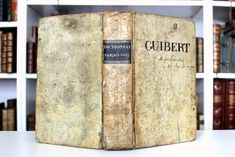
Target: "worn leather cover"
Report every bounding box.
[36,13,103,148]
[36,12,196,149]
[134,13,196,148]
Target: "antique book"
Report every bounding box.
[7,108,15,130]
[221,31,235,73]
[10,0,17,21]
[27,114,35,131]
[2,108,7,131]
[6,32,13,73]
[0,102,4,130]
[196,37,203,73]
[213,24,221,73]
[1,33,7,73]
[3,0,11,21]
[7,98,17,130]
[224,80,235,129]
[0,0,3,21]
[36,12,196,149]
[27,42,35,73]
[0,31,2,73]
[213,79,225,129]
[32,26,38,73]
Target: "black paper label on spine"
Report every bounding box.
[103,40,131,64]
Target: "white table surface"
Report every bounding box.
[0,131,234,157]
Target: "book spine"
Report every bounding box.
[27,42,34,73]
[32,26,38,43]
[225,80,235,129]
[6,32,13,73]
[10,0,17,21]
[32,26,38,73]
[213,79,225,129]
[102,12,134,149]
[27,114,35,131]
[7,108,15,130]
[2,109,7,130]
[1,34,7,73]
[196,38,204,73]
[0,31,2,73]
[7,98,16,130]
[0,0,3,21]
[6,0,11,21]
[213,24,221,73]
[0,102,5,130]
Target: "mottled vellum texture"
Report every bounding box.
[36,14,103,148]
[102,12,134,149]
[134,13,197,148]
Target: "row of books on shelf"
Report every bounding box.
[0,26,38,74]
[0,0,17,22]
[0,30,16,73]
[213,8,235,73]
[213,79,235,129]
[0,98,35,131]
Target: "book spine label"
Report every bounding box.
[102,12,134,149]
[213,79,225,129]
[103,40,131,64]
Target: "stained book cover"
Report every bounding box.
[36,12,196,149]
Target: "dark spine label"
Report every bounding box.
[103,40,131,64]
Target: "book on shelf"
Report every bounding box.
[0,98,17,131]
[0,30,16,73]
[0,31,2,73]
[213,79,235,130]
[213,24,222,73]
[0,0,3,21]
[196,37,203,73]
[196,95,204,130]
[197,114,204,130]
[0,0,17,22]
[11,0,17,21]
[7,98,17,130]
[27,26,38,74]
[27,114,35,131]
[1,33,7,73]
[221,28,235,73]
[0,102,4,130]
[36,12,196,149]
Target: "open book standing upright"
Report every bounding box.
[36,12,197,150]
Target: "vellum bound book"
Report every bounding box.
[36,12,197,150]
